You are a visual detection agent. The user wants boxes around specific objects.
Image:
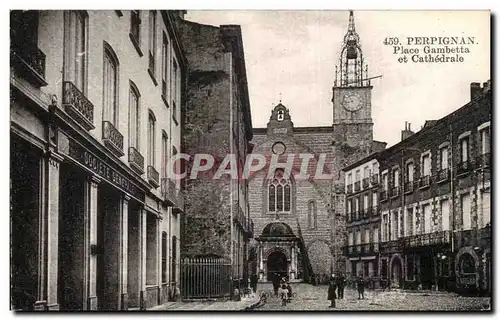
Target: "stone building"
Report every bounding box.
[247,11,386,283]
[342,155,381,281]
[175,17,254,282]
[10,10,185,310]
[342,80,491,294]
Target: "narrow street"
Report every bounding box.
[254,283,491,311]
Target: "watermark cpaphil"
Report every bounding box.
[165,152,337,181]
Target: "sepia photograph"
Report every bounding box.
[9,7,491,312]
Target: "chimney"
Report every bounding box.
[470,82,482,100]
[401,121,415,141]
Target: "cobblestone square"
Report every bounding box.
[254,283,491,311]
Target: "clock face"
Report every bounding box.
[272,142,286,155]
[342,92,363,112]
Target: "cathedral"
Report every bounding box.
[247,11,386,282]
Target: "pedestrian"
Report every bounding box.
[337,272,345,299]
[286,280,293,302]
[272,273,280,297]
[328,275,337,308]
[357,274,365,300]
[250,273,258,294]
[279,282,289,306]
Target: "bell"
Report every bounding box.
[347,46,357,59]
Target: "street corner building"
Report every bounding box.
[174,17,255,299]
[10,10,186,310]
[342,81,491,295]
[247,11,386,284]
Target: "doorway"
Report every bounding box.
[266,250,288,281]
[391,257,403,288]
[420,253,434,290]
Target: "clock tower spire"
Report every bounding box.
[332,10,374,146]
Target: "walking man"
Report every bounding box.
[357,274,365,300]
[328,275,337,308]
[337,272,345,299]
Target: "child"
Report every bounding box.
[279,282,289,306]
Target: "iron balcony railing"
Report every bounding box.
[173,188,185,214]
[437,168,450,183]
[344,243,379,256]
[402,230,451,248]
[476,153,491,169]
[380,239,403,253]
[419,175,431,189]
[147,165,160,188]
[346,184,353,194]
[362,177,370,189]
[354,181,361,192]
[128,147,144,173]
[390,186,400,198]
[161,178,177,205]
[12,45,46,83]
[380,190,388,202]
[457,160,472,175]
[62,81,95,130]
[371,174,379,186]
[404,181,414,194]
[102,121,124,156]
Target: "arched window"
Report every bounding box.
[148,110,156,167]
[161,131,168,178]
[103,42,119,125]
[268,169,291,212]
[308,200,317,229]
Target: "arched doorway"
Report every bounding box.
[267,251,288,281]
[391,257,403,288]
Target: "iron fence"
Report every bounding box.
[180,256,233,300]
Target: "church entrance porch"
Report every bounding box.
[254,222,301,282]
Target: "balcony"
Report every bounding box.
[346,184,353,195]
[161,178,177,206]
[404,181,414,194]
[102,121,124,157]
[437,168,449,183]
[11,45,47,87]
[380,239,403,253]
[380,190,388,202]
[476,153,490,169]
[128,147,144,174]
[371,174,379,186]
[62,81,95,130]
[457,161,472,176]
[344,243,379,257]
[362,177,370,189]
[390,186,400,198]
[147,165,160,188]
[173,189,185,214]
[354,181,361,192]
[418,175,431,189]
[402,230,451,249]
[363,208,370,219]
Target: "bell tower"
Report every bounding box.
[332,10,374,145]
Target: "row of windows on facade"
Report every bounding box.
[266,169,318,229]
[380,191,490,242]
[65,11,181,175]
[349,189,490,245]
[346,126,490,191]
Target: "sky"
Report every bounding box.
[184,10,490,147]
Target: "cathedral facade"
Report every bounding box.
[247,11,386,282]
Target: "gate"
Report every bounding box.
[180,256,232,299]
